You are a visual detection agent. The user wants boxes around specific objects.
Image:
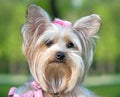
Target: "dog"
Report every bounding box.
[8,4,101,97]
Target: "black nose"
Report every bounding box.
[56,52,65,62]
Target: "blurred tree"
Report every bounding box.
[0,0,120,74]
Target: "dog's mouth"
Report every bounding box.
[53,59,65,64]
[49,57,66,65]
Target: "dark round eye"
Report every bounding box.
[67,42,74,48]
[45,40,53,47]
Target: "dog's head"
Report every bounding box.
[22,4,101,94]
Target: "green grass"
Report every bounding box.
[0,74,120,97]
[89,85,120,97]
[0,85,16,97]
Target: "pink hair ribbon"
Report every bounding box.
[53,18,72,27]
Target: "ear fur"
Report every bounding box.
[22,4,50,41]
[73,14,101,37]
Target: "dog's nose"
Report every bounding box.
[56,52,65,62]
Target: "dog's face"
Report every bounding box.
[22,5,101,94]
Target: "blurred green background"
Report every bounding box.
[0,0,120,97]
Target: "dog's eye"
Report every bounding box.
[67,42,74,48]
[45,40,53,47]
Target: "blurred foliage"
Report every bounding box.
[0,0,120,74]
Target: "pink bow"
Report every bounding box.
[53,19,72,27]
[8,81,43,97]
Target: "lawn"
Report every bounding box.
[0,74,120,97]
[89,85,120,97]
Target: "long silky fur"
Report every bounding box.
[19,4,101,97]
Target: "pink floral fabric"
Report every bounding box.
[8,81,43,97]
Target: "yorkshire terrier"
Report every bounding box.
[8,4,101,97]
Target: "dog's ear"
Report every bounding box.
[22,4,50,40]
[73,14,101,38]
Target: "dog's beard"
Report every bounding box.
[45,62,71,93]
[29,48,85,94]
